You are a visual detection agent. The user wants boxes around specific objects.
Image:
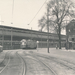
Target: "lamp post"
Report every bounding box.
[47,7,49,53]
[41,28,42,48]
[27,24,32,40]
[66,20,70,50]
[31,27,32,40]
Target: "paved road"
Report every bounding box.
[0,48,75,75]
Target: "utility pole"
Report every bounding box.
[41,28,42,48]
[31,27,32,40]
[28,24,32,40]
[47,7,49,53]
[66,20,69,50]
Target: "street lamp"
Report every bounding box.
[47,7,49,53]
[27,24,32,40]
[10,22,13,49]
[41,28,42,48]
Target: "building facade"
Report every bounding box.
[66,19,75,49]
[0,25,66,50]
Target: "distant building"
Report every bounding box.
[0,25,66,50]
[66,19,75,49]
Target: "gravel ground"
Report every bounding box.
[16,48,75,65]
[19,51,52,75]
[1,48,75,75]
[0,52,6,63]
[27,48,75,75]
[0,51,23,75]
[35,48,75,62]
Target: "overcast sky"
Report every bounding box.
[0,0,49,30]
[0,0,74,33]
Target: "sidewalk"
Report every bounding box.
[35,48,75,63]
[36,48,75,54]
[37,48,75,53]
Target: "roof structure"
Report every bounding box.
[0,25,65,37]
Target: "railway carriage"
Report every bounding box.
[20,39,37,49]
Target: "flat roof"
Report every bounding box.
[0,25,66,36]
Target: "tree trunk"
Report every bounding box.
[58,24,61,49]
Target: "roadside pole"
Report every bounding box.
[41,29,42,48]
[47,7,49,53]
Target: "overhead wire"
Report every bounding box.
[28,0,48,25]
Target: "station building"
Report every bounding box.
[0,25,66,50]
[66,19,75,49]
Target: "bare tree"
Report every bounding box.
[38,16,46,31]
[38,0,75,49]
[38,15,56,33]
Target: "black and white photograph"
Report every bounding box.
[0,0,75,75]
